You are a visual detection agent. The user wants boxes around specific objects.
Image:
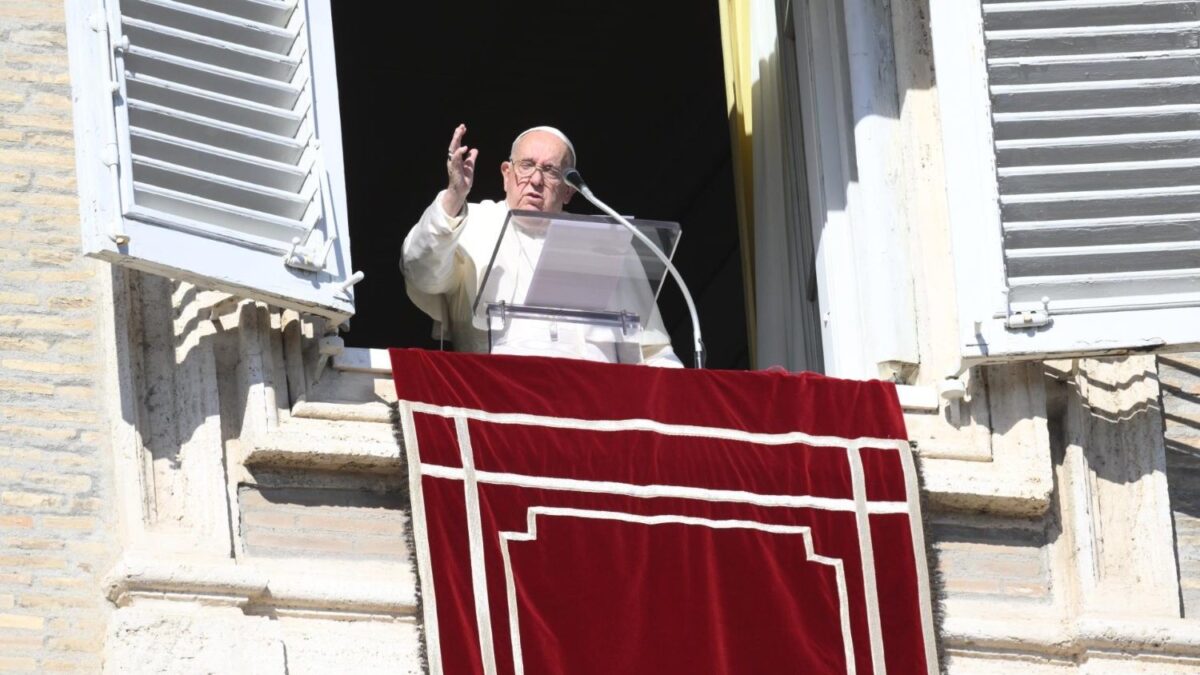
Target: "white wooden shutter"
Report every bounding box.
[65,0,358,321]
[931,0,1200,363]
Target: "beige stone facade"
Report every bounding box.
[2,1,1200,673]
[0,2,116,671]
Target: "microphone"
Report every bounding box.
[564,168,587,192]
[564,169,705,368]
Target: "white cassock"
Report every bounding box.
[402,190,683,367]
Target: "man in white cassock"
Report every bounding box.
[401,124,683,367]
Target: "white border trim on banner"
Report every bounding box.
[455,418,498,675]
[498,507,856,675]
[421,463,909,515]
[847,444,886,675]
[403,399,933,675]
[408,402,910,453]
[397,403,444,675]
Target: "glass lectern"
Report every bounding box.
[471,210,681,364]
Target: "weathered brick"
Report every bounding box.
[55,342,95,357]
[4,407,96,424]
[30,93,69,111]
[241,510,297,529]
[46,618,104,635]
[32,174,74,193]
[0,292,40,306]
[0,169,30,185]
[37,577,87,590]
[27,248,77,267]
[0,360,90,376]
[0,270,92,283]
[0,90,26,106]
[0,426,75,442]
[0,633,43,650]
[17,594,91,610]
[1,230,76,247]
[1,492,66,510]
[43,453,91,469]
[355,537,408,558]
[26,133,73,151]
[0,613,44,630]
[295,513,406,537]
[46,633,103,653]
[65,541,105,556]
[246,530,353,554]
[46,297,90,311]
[8,30,66,48]
[0,1,65,20]
[7,539,63,551]
[0,595,13,610]
[42,659,90,672]
[0,381,55,396]
[0,148,74,170]
[0,555,66,570]
[39,516,96,532]
[4,51,70,69]
[0,515,34,529]
[940,576,1005,596]
[0,656,37,672]
[0,336,51,352]
[27,211,78,227]
[51,386,91,399]
[0,67,69,87]
[0,447,45,462]
[68,498,102,513]
[0,573,33,585]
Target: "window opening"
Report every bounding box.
[331,1,748,368]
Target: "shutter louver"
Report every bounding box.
[66,0,356,319]
[982,0,1200,318]
[115,0,320,252]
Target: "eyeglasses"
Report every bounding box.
[509,158,565,185]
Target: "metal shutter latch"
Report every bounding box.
[1005,296,1052,330]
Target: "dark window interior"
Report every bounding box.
[331,2,748,369]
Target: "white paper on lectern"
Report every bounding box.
[524,220,635,310]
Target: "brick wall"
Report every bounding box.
[0,2,118,672]
[1160,354,1200,617]
[239,486,408,561]
[928,512,1053,604]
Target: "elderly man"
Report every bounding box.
[402,124,682,367]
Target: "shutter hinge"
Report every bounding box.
[1005,296,1052,330]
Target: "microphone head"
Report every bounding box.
[563,168,586,190]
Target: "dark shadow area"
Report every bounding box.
[330,2,748,369]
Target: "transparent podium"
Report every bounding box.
[471,210,681,364]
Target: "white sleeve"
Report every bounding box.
[401,190,469,295]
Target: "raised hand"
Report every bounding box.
[442,123,478,217]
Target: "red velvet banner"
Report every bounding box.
[391,349,937,675]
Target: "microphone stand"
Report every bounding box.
[565,170,705,369]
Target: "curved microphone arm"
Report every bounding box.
[565,170,705,368]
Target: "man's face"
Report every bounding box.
[502,131,575,212]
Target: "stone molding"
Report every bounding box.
[106,553,416,621]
